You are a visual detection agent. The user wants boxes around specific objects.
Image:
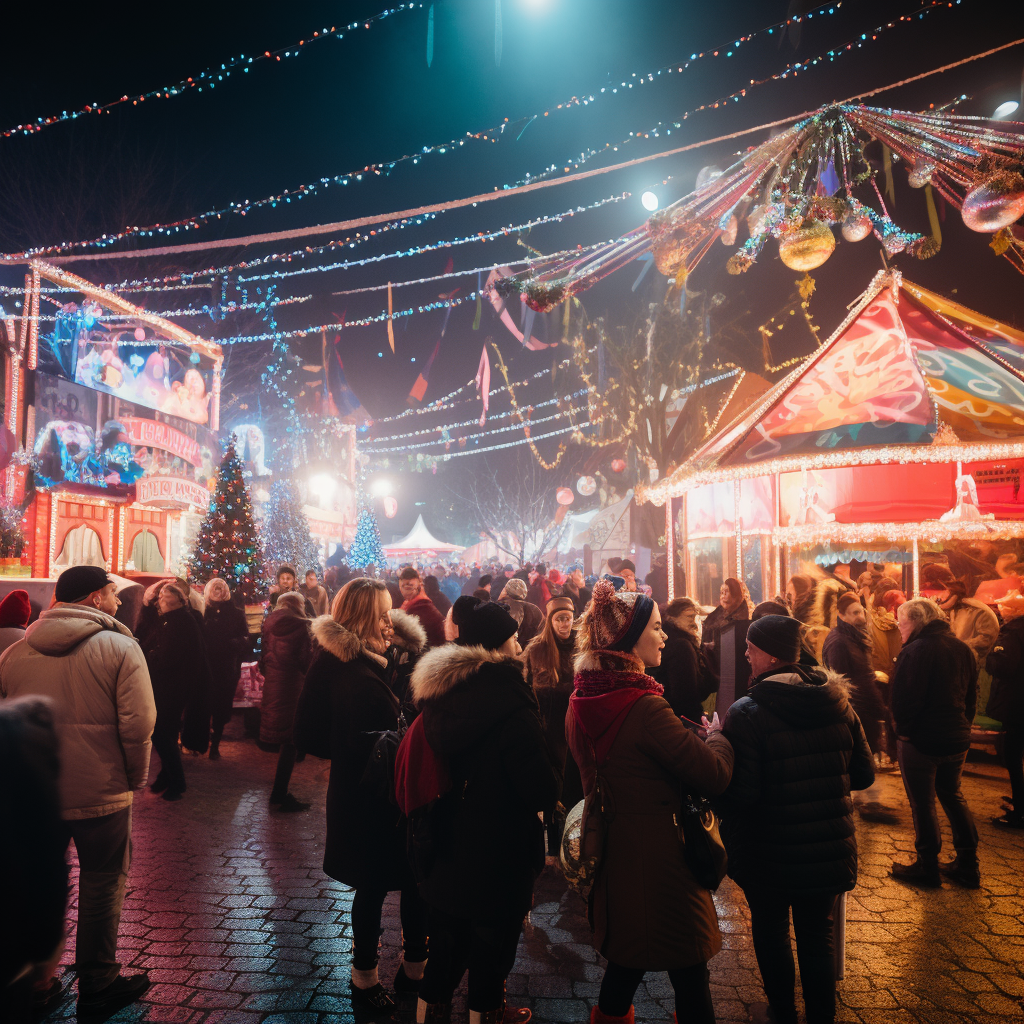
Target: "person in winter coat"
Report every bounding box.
[566,581,734,1024]
[260,592,314,811]
[563,567,592,618]
[720,614,874,1024]
[937,578,1000,666]
[399,567,447,648]
[498,577,544,647]
[423,574,452,618]
[649,597,717,723]
[524,595,578,855]
[293,578,428,1015]
[401,600,558,1024]
[889,598,980,889]
[386,607,428,706]
[139,580,211,802]
[0,589,31,656]
[701,577,752,678]
[202,578,250,760]
[298,570,330,618]
[269,564,317,617]
[987,591,1024,829]
[857,571,903,677]
[0,565,155,1016]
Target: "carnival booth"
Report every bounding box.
[1,260,222,581]
[382,514,463,564]
[640,271,1024,608]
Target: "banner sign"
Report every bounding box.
[136,475,212,509]
[120,417,201,467]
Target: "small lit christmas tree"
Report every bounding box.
[349,504,386,570]
[263,478,323,578]
[186,440,266,603]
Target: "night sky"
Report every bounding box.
[2,0,1022,536]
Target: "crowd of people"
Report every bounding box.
[0,549,1021,1024]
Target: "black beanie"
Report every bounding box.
[54,566,112,604]
[746,614,802,663]
[451,595,481,629]
[459,601,519,650]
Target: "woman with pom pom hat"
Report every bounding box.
[566,581,734,1024]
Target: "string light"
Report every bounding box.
[2,5,422,141]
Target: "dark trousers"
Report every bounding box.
[598,960,714,1023]
[350,885,428,971]
[744,889,837,1024]
[897,739,978,863]
[419,907,523,1011]
[998,726,1024,811]
[63,808,132,994]
[151,711,185,794]
[271,741,296,800]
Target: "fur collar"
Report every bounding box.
[410,643,520,704]
[310,614,365,663]
[573,647,646,676]
[757,664,850,696]
[390,608,427,655]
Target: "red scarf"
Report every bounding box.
[394,715,451,815]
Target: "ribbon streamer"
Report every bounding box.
[387,283,395,352]
[925,184,942,247]
[475,345,491,426]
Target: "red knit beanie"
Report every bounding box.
[0,589,32,629]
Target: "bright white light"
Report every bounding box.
[370,478,393,498]
[994,100,1020,120]
[641,191,659,212]
[309,473,336,500]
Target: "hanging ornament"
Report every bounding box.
[556,487,574,506]
[961,172,1024,233]
[696,165,723,189]
[719,214,739,247]
[133,327,146,341]
[907,161,935,188]
[577,475,596,496]
[610,458,626,473]
[383,495,398,518]
[779,220,835,271]
[841,204,873,242]
[747,205,767,238]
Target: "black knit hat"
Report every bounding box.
[459,601,519,650]
[746,614,802,663]
[451,595,481,629]
[54,566,112,604]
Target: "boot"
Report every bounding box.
[890,859,941,888]
[474,1007,530,1024]
[209,740,221,760]
[939,856,981,888]
[416,998,452,1023]
[590,1007,635,1024]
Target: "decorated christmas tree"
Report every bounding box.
[349,504,386,570]
[186,440,265,603]
[263,478,323,578]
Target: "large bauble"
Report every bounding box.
[556,487,574,506]
[841,207,873,242]
[577,475,596,497]
[778,220,836,271]
[962,175,1024,233]
[907,162,935,188]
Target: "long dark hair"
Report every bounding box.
[525,601,575,686]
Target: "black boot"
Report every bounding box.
[940,857,981,888]
[209,740,221,760]
[890,859,941,888]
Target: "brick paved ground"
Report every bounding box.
[41,716,1024,1024]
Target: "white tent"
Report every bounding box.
[383,515,463,559]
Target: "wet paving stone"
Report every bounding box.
[42,721,1024,1023]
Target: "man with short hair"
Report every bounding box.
[0,566,156,1016]
[270,565,316,617]
[398,567,446,648]
[890,598,980,889]
[562,567,592,617]
[616,559,638,593]
[298,569,329,617]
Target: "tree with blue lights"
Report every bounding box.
[349,505,386,570]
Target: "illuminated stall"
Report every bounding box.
[3,260,222,579]
[641,271,1024,605]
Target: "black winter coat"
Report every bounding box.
[293,615,412,890]
[718,664,875,897]
[140,605,211,720]
[259,609,313,744]
[822,619,888,754]
[891,619,977,755]
[649,621,717,723]
[524,630,577,779]
[203,599,250,716]
[985,616,1024,727]
[385,608,428,706]
[410,644,560,921]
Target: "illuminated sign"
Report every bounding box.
[136,476,212,509]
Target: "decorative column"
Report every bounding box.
[912,537,920,597]
[734,478,743,581]
[665,498,675,602]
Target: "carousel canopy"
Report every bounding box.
[641,270,1024,504]
[383,514,463,557]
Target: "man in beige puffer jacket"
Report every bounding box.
[0,565,156,1016]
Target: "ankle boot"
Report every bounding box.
[416,998,452,1023]
[209,740,221,760]
[590,1007,635,1024]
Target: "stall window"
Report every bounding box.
[129,530,165,573]
[54,524,105,569]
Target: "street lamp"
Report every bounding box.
[994,100,1020,120]
[641,191,659,212]
[309,473,336,506]
[370,477,393,498]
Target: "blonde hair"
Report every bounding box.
[898,597,944,633]
[331,578,391,652]
[204,578,231,602]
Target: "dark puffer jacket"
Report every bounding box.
[822,618,888,754]
[259,608,312,744]
[649,620,717,723]
[985,616,1024,728]
[411,644,559,921]
[891,619,977,755]
[719,664,875,896]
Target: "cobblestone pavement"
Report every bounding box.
[42,717,1024,1024]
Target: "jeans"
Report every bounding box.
[997,726,1024,811]
[598,960,714,1023]
[63,807,132,994]
[350,885,428,971]
[419,908,523,1011]
[151,710,185,794]
[897,739,978,863]
[744,889,838,1024]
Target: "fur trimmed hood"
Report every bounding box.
[573,646,646,677]
[390,608,427,656]
[749,664,854,729]
[411,643,521,704]
[310,614,365,663]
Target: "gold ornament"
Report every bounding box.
[778,220,835,271]
[961,172,1024,233]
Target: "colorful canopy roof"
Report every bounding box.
[640,271,1024,504]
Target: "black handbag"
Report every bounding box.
[676,795,728,891]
